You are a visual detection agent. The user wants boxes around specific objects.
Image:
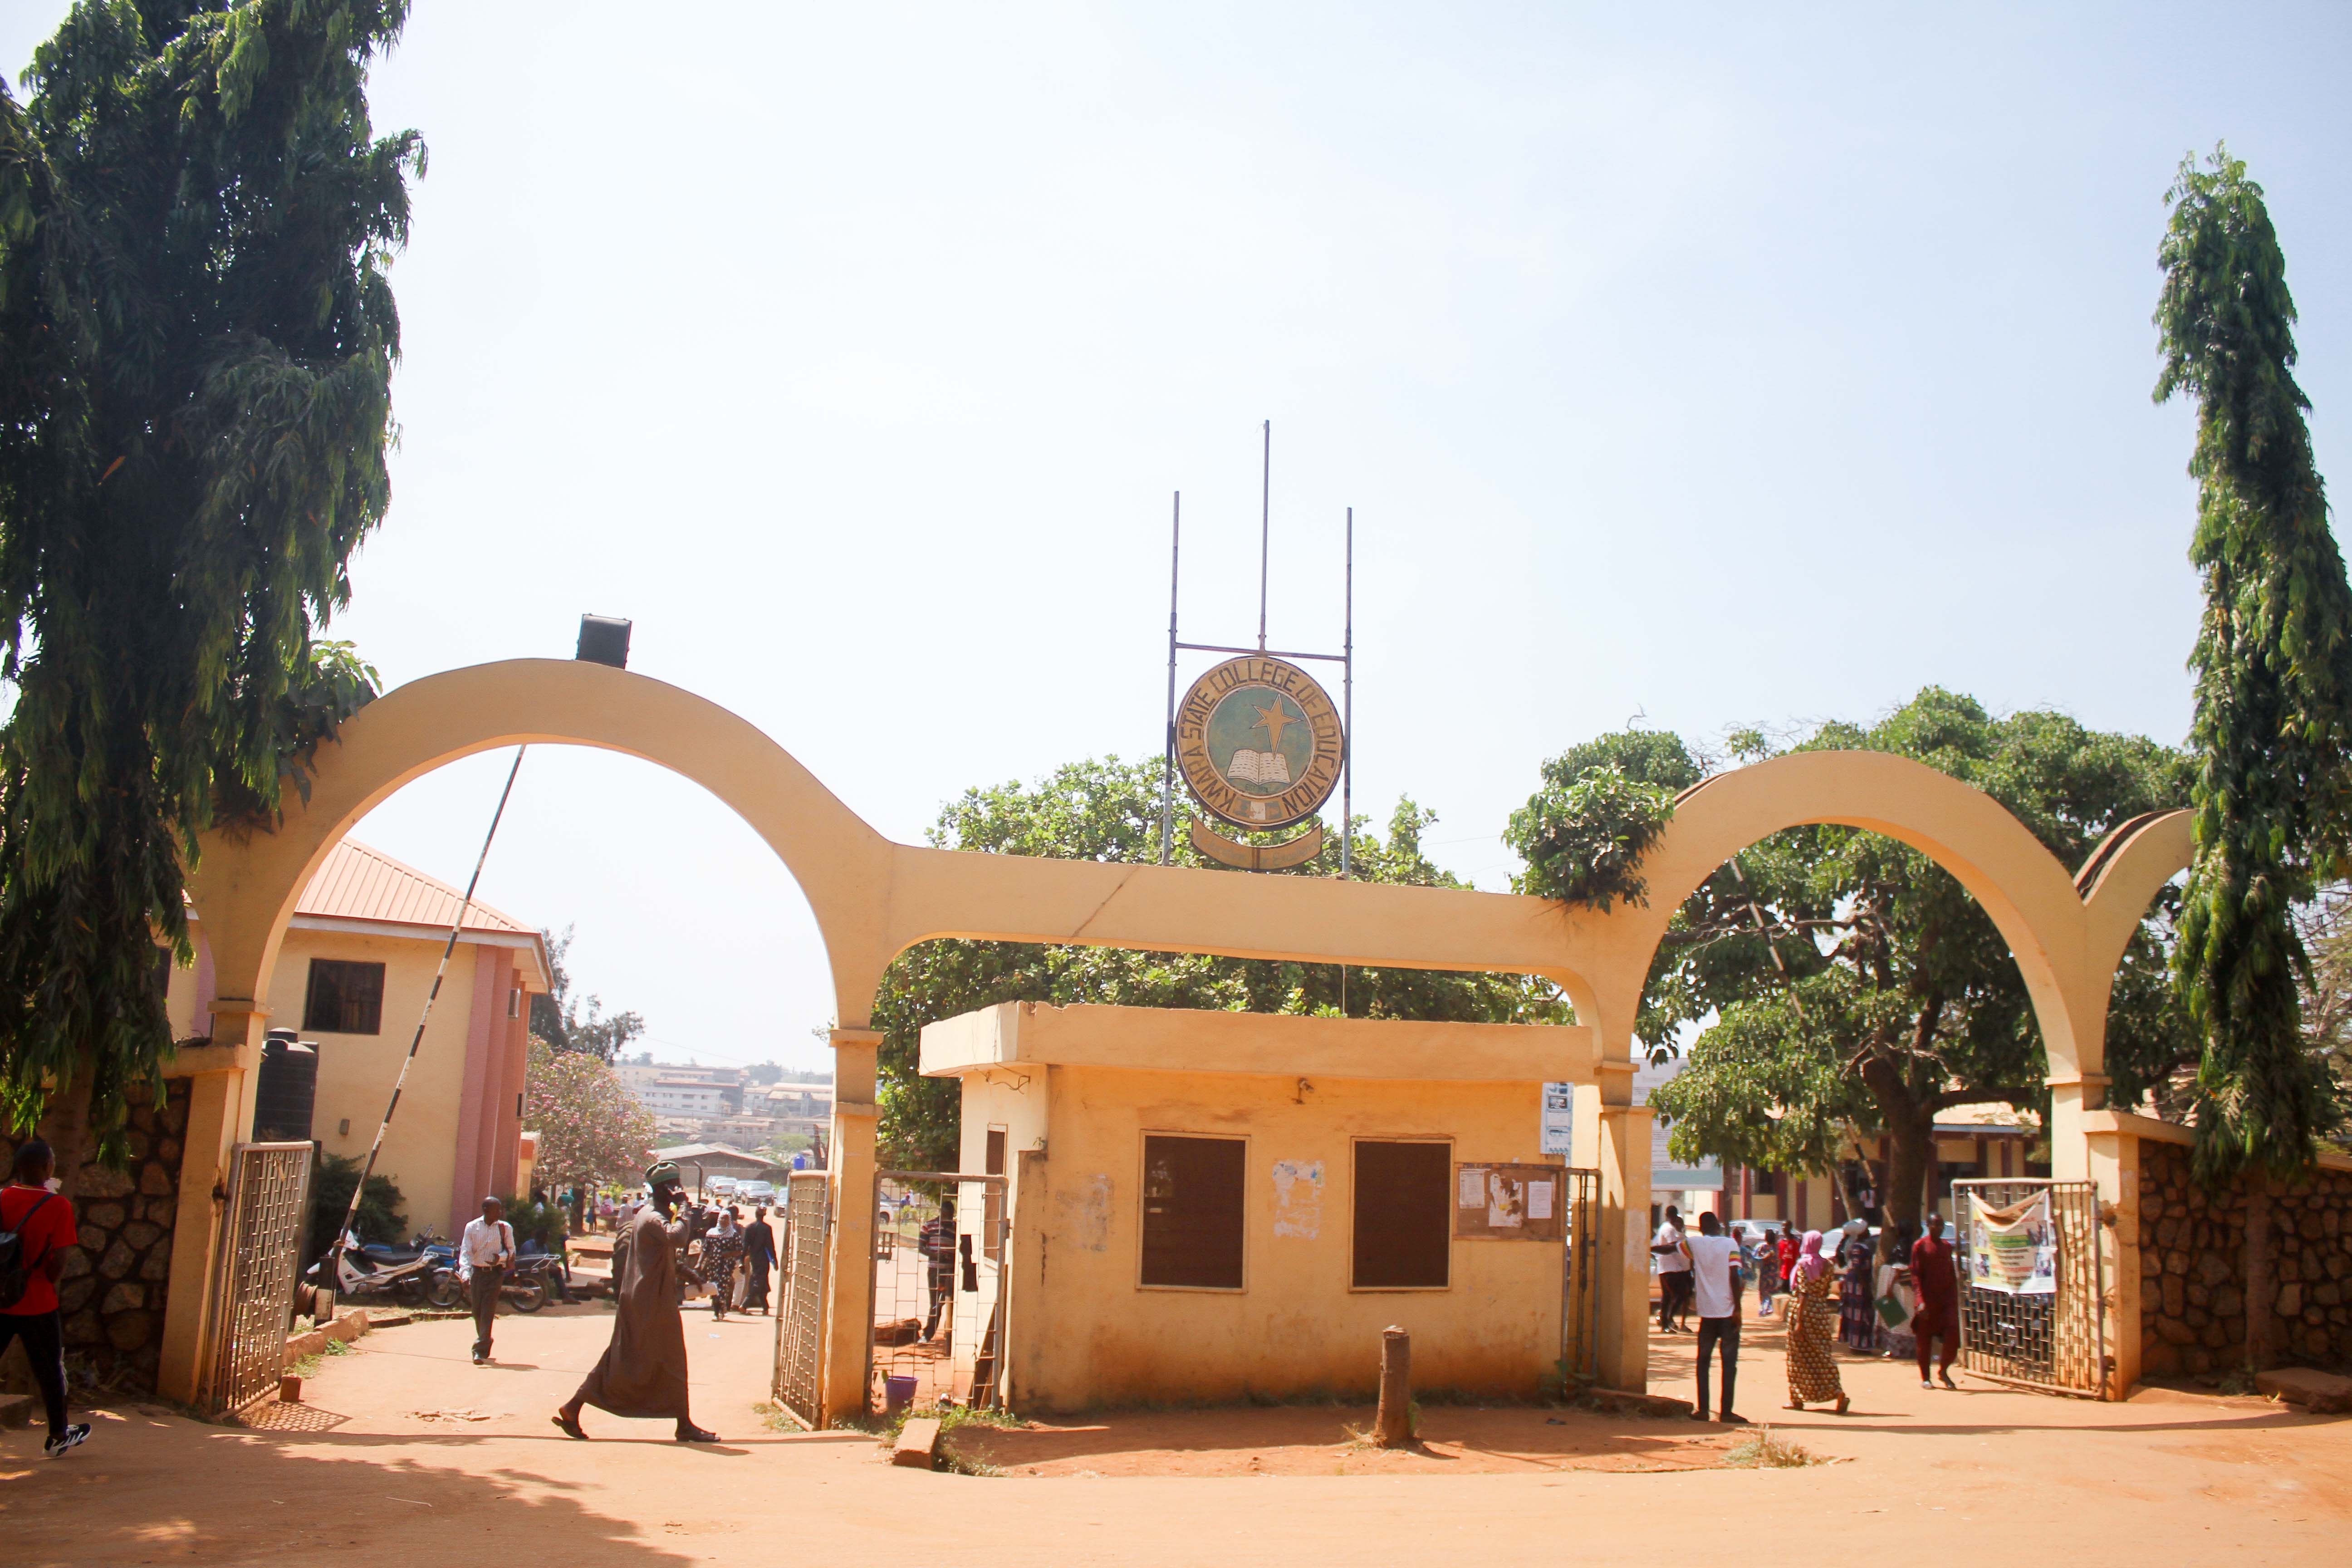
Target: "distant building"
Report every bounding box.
[169,838,553,1237]
[652,1142,784,1191]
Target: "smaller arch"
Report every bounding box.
[1586,751,2114,1083]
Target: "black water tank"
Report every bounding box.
[255,1029,319,1142]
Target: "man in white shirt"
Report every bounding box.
[1651,1205,1692,1332]
[458,1196,516,1366]
[1681,1211,1746,1424]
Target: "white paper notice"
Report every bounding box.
[1459,1168,1487,1208]
[1528,1178,1555,1220]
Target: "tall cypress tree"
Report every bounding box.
[2156,146,2349,1362]
[0,3,417,1161]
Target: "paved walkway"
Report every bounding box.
[0,1301,2345,1565]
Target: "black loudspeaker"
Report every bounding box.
[576,615,632,669]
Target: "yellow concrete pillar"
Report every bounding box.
[821,1026,881,1427]
[2045,1072,2108,1183]
[2083,1121,2139,1399]
[154,1005,265,1405]
[1595,1101,1654,1392]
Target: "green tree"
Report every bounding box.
[530,927,647,1063]
[1509,692,2191,1242]
[0,2,420,1160]
[522,1035,657,1200]
[2156,146,2352,1369]
[2155,146,2351,1181]
[870,757,1572,1168]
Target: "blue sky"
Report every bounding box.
[6,4,2348,1069]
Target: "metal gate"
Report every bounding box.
[866,1171,1009,1419]
[769,1171,833,1428]
[1951,1178,2107,1397]
[204,1142,314,1419]
[1558,1168,1602,1389]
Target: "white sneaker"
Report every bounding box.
[43,1423,89,1459]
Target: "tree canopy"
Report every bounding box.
[0,2,419,1156]
[531,926,647,1063]
[522,1036,657,1198]
[2155,145,2352,1183]
[870,757,1570,1168]
[1509,690,2192,1236]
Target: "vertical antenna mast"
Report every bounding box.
[1160,492,1181,867]
[1342,505,1353,882]
[1257,419,1270,652]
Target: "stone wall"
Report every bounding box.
[0,1080,191,1395]
[2137,1138,2352,1380]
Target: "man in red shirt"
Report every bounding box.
[1910,1210,1961,1390]
[1,1139,90,1456]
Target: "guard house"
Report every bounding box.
[921,1001,1603,1413]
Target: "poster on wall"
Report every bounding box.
[1967,1191,2058,1294]
[1539,1083,1577,1159]
[1454,1163,1565,1242]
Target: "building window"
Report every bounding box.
[1140,1134,1245,1289]
[303,959,385,1035]
[1352,1140,1451,1289]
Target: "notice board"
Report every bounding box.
[1454,1162,1565,1242]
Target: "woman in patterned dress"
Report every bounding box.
[1783,1230,1849,1413]
[702,1208,742,1321]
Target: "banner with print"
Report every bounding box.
[1966,1191,2057,1294]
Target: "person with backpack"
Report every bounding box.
[0,1139,88,1458]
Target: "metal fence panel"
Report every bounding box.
[770,1171,832,1428]
[205,1142,314,1419]
[1951,1178,2106,1397]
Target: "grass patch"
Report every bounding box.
[1723,1426,1825,1469]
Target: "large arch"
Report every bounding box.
[186,659,1617,1034]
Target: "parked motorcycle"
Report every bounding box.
[305,1228,449,1305]
[423,1243,567,1313]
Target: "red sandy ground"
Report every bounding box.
[0,1300,2345,1566]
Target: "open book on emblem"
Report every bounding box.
[1225,749,1291,786]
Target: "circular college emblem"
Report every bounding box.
[1175,656,1343,831]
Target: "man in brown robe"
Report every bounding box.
[553,1161,717,1442]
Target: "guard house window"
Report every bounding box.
[1140,1134,1245,1289]
[303,959,385,1035]
[1352,1140,1451,1289]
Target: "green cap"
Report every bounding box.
[646,1160,682,1190]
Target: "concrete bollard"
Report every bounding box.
[1375,1325,1412,1448]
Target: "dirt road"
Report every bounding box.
[0,1300,2345,1566]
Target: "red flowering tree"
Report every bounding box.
[523,1036,656,1203]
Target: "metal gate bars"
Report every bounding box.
[867,1170,1009,1419]
[1557,1168,1602,1390]
[204,1142,314,1419]
[769,1171,833,1429]
[1951,1177,2107,1397]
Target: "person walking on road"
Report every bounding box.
[1652,1205,1691,1332]
[554,1161,716,1443]
[920,1198,957,1343]
[0,1140,88,1458]
[458,1196,515,1366]
[1910,1210,1961,1389]
[1782,1230,1849,1414]
[743,1206,778,1314]
[702,1207,741,1321]
[1684,1213,1747,1424]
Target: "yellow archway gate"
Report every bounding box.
[163,659,2191,1407]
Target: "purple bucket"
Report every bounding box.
[884,1375,918,1416]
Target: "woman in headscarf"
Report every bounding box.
[1838,1220,1877,1351]
[1782,1230,1849,1413]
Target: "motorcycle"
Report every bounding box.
[305,1228,449,1306]
[423,1242,568,1313]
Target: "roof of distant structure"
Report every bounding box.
[1934,1102,2040,1132]
[296,838,535,936]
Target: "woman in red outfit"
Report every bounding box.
[1910,1213,1961,1388]
[0,1139,90,1456]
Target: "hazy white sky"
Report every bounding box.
[6,4,2349,1072]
